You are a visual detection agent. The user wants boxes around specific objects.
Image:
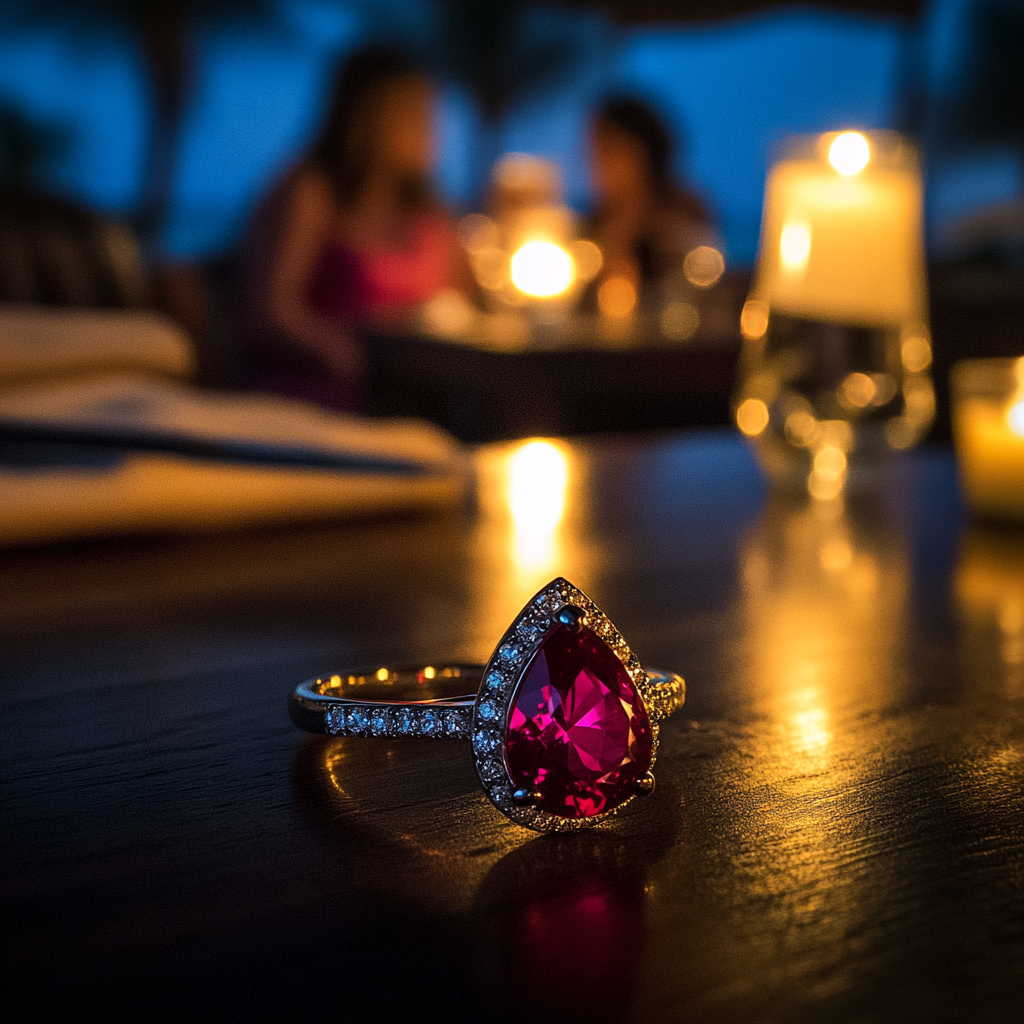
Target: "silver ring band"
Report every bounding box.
[290,663,685,740]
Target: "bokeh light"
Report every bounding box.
[683,245,725,288]
[597,276,637,319]
[740,299,770,340]
[510,241,575,298]
[737,398,770,436]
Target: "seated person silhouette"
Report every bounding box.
[237,48,469,411]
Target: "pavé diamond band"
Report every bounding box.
[289,577,685,832]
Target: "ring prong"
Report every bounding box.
[633,771,656,796]
[512,788,542,806]
[555,604,585,631]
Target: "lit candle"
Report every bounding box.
[754,132,926,326]
[952,357,1024,525]
[735,131,935,495]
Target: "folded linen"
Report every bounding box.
[0,374,468,546]
[0,306,195,384]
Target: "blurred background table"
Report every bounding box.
[2,430,1022,1023]
[366,329,740,442]
[364,272,748,443]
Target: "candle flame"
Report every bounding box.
[828,132,870,175]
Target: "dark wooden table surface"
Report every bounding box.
[3,430,1022,1023]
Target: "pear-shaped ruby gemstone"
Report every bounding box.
[504,624,653,818]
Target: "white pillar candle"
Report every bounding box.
[754,132,927,327]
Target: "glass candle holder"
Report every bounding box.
[951,357,1024,525]
[734,131,935,497]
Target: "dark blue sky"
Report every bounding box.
[0,0,1015,264]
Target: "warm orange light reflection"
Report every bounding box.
[508,440,569,576]
[683,245,725,288]
[740,496,907,776]
[467,439,588,656]
[661,301,699,341]
[901,335,932,373]
[955,528,1024,697]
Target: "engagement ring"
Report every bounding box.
[289,577,685,832]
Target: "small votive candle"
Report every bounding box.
[951,357,1024,525]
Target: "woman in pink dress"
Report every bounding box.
[239,49,468,411]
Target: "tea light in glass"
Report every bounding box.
[951,357,1024,525]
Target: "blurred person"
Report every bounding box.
[237,48,468,410]
[587,98,713,292]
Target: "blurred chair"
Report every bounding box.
[0,187,149,308]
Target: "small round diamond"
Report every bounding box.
[421,709,441,738]
[369,708,391,736]
[474,730,499,754]
[479,758,506,782]
[484,670,508,697]
[345,707,369,735]
[518,621,544,645]
[325,705,346,735]
[500,644,521,664]
[442,710,463,738]
[396,707,416,735]
[477,700,499,724]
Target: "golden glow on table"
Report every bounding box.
[510,241,575,298]
[468,439,589,653]
[739,493,909,789]
[508,440,569,543]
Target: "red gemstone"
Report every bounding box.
[504,624,653,818]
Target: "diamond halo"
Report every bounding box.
[470,577,660,833]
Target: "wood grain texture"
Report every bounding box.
[2,431,1022,1023]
